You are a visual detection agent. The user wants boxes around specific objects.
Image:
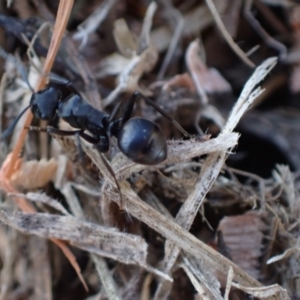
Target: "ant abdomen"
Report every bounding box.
[117,117,167,165]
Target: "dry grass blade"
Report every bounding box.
[118,184,262,287]
[82,142,263,289]
[91,254,122,300]
[8,192,71,216]
[30,237,52,300]
[151,1,226,52]
[0,210,148,264]
[181,255,222,300]
[204,0,255,67]
[231,282,290,300]
[73,0,117,48]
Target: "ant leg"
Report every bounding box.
[46,127,82,136]
[51,129,123,207]
[107,101,122,123]
[120,92,138,126]
[46,128,96,161]
[98,153,123,208]
[47,74,79,95]
[30,126,123,207]
[124,91,193,138]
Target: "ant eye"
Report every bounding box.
[94,136,109,152]
[31,104,42,118]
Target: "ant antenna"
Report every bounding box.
[0,105,31,141]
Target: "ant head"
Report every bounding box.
[118,117,167,165]
[30,87,61,120]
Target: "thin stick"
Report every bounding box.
[204,0,255,68]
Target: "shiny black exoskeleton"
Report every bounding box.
[1,80,191,165]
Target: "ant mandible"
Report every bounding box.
[1,79,192,165]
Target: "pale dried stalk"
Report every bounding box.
[231,282,290,300]
[151,0,226,52]
[144,189,222,299]
[73,0,117,48]
[30,237,52,300]
[186,39,209,105]
[0,227,18,300]
[138,1,158,53]
[157,1,184,79]
[91,254,121,300]
[8,192,71,216]
[181,256,222,300]
[57,167,120,300]
[0,210,148,265]
[204,0,255,67]
[224,267,235,300]
[115,183,262,287]
[83,146,262,289]
[102,2,157,106]
[154,57,277,299]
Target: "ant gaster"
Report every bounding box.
[1,79,192,165]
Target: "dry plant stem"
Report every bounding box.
[84,150,259,288]
[4,0,74,179]
[186,39,209,105]
[154,57,277,299]
[181,256,222,300]
[96,134,238,224]
[119,184,262,288]
[73,0,117,48]
[138,1,157,53]
[92,254,121,300]
[51,238,88,291]
[9,192,71,216]
[0,210,149,266]
[145,189,222,299]
[0,73,7,134]
[30,237,52,300]
[224,267,234,300]
[231,282,290,300]
[0,228,17,300]
[157,1,183,80]
[151,1,226,52]
[62,183,121,300]
[244,0,287,59]
[204,0,255,68]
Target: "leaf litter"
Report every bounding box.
[0,1,299,299]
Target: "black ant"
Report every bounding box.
[1,79,192,165]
